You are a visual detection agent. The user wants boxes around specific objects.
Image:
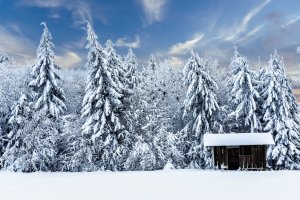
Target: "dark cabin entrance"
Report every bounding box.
[227,147,239,170]
[213,145,267,170]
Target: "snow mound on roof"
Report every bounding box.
[203,133,275,146]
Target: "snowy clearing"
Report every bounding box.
[0,170,299,200]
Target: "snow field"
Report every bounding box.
[0,170,299,200]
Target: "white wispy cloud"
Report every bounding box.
[0,23,82,68]
[138,0,167,25]
[114,36,140,48]
[20,0,62,7]
[282,15,300,28]
[238,25,264,42]
[168,34,204,55]
[225,0,271,41]
[49,12,61,19]
[63,37,86,50]
[55,51,82,68]
[19,0,92,25]
[297,46,300,54]
[168,56,183,68]
[0,25,35,60]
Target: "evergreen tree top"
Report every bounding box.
[37,22,54,59]
[126,48,138,67]
[86,21,102,56]
[106,40,115,54]
[29,22,66,120]
[268,50,284,73]
[0,51,10,63]
[229,46,251,75]
[233,44,239,58]
[148,54,157,71]
[126,48,136,60]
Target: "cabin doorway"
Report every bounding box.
[228,147,239,170]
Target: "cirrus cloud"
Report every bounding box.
[138,0,167,25]
[114,36,140,49]
[19,0,93,26]
[168,34,204,55]
[225,0,271,41]
[0,25,35,60]
[55,51,82,68]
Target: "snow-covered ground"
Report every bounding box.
[0,170,299,200]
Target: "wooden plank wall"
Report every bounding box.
[214,146,228,169]
[214,145,266,170]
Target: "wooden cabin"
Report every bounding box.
[203,133,275,170]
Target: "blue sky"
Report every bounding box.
[0,0,300,79]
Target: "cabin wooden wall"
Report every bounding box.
[214,146,228,169]
[213,145,266,170]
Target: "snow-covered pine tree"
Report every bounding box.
[6,94,31,140]
[56,71,86,171]
[181,50,220,169]
[124,135,156,170]
[1,23,64,172]
[0,51,10,64]
[0,65,31,159]
[124,64,158,170]
[105,40,127,90]
[105,39,132,170]
[118,47,140,169]
[261,50,300,170]
[80,22,128,171]
[29,22,66,120]
[124,48,139,89]
[0,94,30,170]
[125,56,184,170]
[256,57,266,82]
[56,114,85,171]
[226,46,260,133]
[124,105,184,170]
[154,125,184,168]
[1,93,60,172]
[1,112,60,172]
[148,54,157,71]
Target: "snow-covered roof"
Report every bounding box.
[203,133,275,147]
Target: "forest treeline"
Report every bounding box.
[0,22,299,172]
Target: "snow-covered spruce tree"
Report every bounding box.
[148,54,157,71]
[124,48,139,89]
[206,58,227,108]
[57,114,84,171]
[105,40,132,170]
[1,111,60,172]
[125,56,184,170]
[0,65,31,159]
[105,40,127,88]
[29,22,66,120]
[119,47,140,169]
[0,94,30,169]
[158,61,184,137]
[6,94,31,140]
[79,22,128,171]
[226,46,260,133]
[260,50,300,170]
[1,93,60,172]
[1,22,65,172]
[154,125,184,168]
[0,51,10,65]
[0,94,28,169]
[57,70,86,171]
[70,22,107,171]
[181,50,220,169]
[124,136,156,170]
